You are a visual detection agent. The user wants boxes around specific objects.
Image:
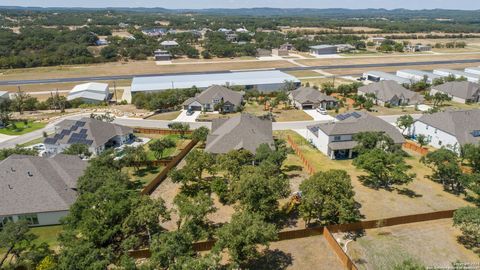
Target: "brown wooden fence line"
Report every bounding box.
[403,141,428,155]
[287,135,316,175]
[140,139,198,195]
[323,227,358,270]
[132,159,173,167]
[134,127,193,135]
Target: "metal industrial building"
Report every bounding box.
[362,71,411,84]
[130,70,300,93]
[396,69,442,84]
[433,69,480,83]
[465,67,480,75]
[309,45,338,55]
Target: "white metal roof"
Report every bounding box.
[160,40,179,46]
[70,82,109,94]
[433,69,480,83]
[465,67,480,75]
[396,69,442,83]
[131,70,300,92]
[363,71,411,84]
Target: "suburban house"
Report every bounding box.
[412,109,480,152]
[305,111,405,159]
[309,45,338,55]
[357,80,423,106]
[430,81,480,104]
[0,154,87,227]
[44,118,134,156]
[289,87,338,110]
[142,28,166,37]
[67,82,110,104]
[182,85,244,112]
[205,113,274,154]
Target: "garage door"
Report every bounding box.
[190,106,202,111]
[302,104,314,110]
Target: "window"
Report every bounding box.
[18,214,39,225]
[0,216,13,228]
[333,136,341,142]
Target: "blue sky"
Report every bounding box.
[1,0,480,10]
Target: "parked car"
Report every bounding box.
[316,107,327,115]
[186,110,194,116]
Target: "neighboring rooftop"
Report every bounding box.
[131,70,300,92]
[358,80,423,105]
[363,71,411,84]
[0,154,87,216]
[44,118,133,149]
[67,82,109,101]
[160,40,179,46]
[433,81,480,101]
[309,45,337,49]
[433,69,480,82]
[417,109,480,145]
[290,87,337,103]
[183,85,243,106]
[308,111,405,144]
[205,113,274,154]
[396,69,442,82]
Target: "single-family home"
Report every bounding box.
[182,85,243,113]
[289,87,338,110]
[44,118,134,156]
[412,109,480,152]
[67,82,110,104]
[305,111,405,159]
[430,81,480,104]
[205,113,274,154]
[357,80,423,106]
[0,154,87,227]
[142,28,166,37]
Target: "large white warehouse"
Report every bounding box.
[433,69,480,83]
[130,70,301,94]
[362,71,411,84]
[465,67,480,75]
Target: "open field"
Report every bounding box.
[261,236,344,270]
[0,60,296,81]
[346,219,479,269]
[275,130,472,220]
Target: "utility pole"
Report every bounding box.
[113,81,118,103]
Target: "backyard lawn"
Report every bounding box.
[0,121,46,135]
[123,165,163,188]
[147,111,182,120]
[275,130,472,220]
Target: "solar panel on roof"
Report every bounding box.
[44,138,57,144]
[351,112,361,118]
[77,121,86,127]
[79,129,87,134]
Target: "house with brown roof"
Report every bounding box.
[358,80,423,107]
[0,154,87,227]
[289,87,338,110]
[205,113,274,154]
[430,81,480,104]
[305,111,405,159]
[182,85,244,113]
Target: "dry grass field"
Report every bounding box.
[275,131,472,220]
[347,219,479,270]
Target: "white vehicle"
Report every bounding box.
[316,107,328,115]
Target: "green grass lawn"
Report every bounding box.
[18,137,47,147]
[31,225,63,248]
[0,121,46,135]
[123,165,163,188]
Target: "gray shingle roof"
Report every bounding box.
[308,111,405,144]
[290,87,337,104]
[359,80,423,105]
[205,113,274,154]
[183,85,243,107]
[44,118,133,148]
[432,81,480,101]
[0,154,87,216]
[416,109,480,145]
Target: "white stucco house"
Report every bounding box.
[305,111,405,159]
[412,109,480,153]
[44,118,134,156]
[0,154,87,227]
[430,81,480,104]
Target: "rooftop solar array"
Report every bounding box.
[336,112,362,121]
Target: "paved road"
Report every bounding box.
[0,113,421,149]
[2,58,480,86]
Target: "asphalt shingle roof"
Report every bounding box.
[290,87,337,104]
[183,85,243,107]
[0,154,87,216]
[205,113,274,154]
[433,81,480,101]
[358,80,423,105]
[44,118,133,149]
[416,109,480,145]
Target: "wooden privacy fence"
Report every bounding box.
[403,141,429,155]
[140,139,198,195]
[134,127,193,135]
[287,135,316,175]
[128,209,457,269]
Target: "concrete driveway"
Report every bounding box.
[303,110,336,121]
[173,110,201,122]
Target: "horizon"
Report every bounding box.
[1,0,480,10]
